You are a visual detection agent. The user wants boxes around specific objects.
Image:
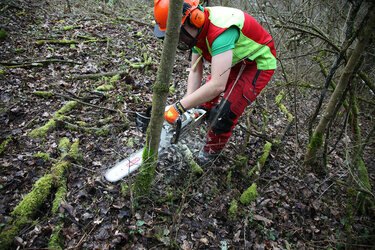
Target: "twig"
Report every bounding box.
[0,59,81,66]
[118,17,153,27]
[238,123,273,143]
[70,162,96,173]
[72,221,99,249]
[323,85,350,167]
[54,92,136,114]
[70,70,128,80]
[35,39,107,45]
[336,180,375,199]
[275,24,340,52]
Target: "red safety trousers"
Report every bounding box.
[202,61,274,154]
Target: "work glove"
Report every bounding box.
[164,101,186,124]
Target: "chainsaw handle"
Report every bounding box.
[171,118,181,144]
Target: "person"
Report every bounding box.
[153,0,276,166]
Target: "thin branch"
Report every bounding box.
[0,59,81,67]
[70,70,128,80]
[238,123,273,143]
[275,24,340,52]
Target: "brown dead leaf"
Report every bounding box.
[253,214,273,225]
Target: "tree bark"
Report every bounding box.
[304,5,375,168]
[133,0,183,197]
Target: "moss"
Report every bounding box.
[53,101,77,119]
[177,142,203,175]
[58,137,71,153]
[62,25,75,31]
[124,84,133,91]
[345,187,357,234]
[190,161,203,175]
[95,126,110,136]
[357,159,372,214]
[0,147,76,248]
[0,137,12,155]
[160,192,176,203]
[304,131,324,166]
[169,84,175,94]
[51,161,70,182]
[235,155,248,170]
[0,217,29,249]
[12,174,54,218]
[34,153,50,162]
[153,83,169,94]
[279,103,293,122]
[240,183,258,205]
[121,183,129,197]
[48,223,63,250]
[96,84,113,91]
[35,39,79,45]
[226,171,232,187]
[29,101,78,138]
[257,142,272,169]
[0,28,7,40]
[75,121,87,126]
[275,91,293,122]
[127,137,135,147]
[262,109,268,131]
[358,160,370,190]
[52,182,67,214]
[248,165,259,179]
[98,116,115,125]
[228,199,238,220]
[29,119,56,138]
[110,74,121,84]
[68,139,80,159]
[132,147,158,197]
[317,50,327,59]
[33,91,54,98]
[275,91,284,104]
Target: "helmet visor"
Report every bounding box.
[153,24,166,38]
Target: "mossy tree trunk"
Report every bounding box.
[303,6,375,169]
[133,0,183,197]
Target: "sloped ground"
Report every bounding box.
[0,1,374,249]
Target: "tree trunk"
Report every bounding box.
[303,5,375,168]
[132,0,183,197]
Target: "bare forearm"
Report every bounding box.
[186,54,203,95]
[182,50,233,110]
[180,80,224,109]
[187,70,202,95]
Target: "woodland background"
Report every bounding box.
[0,0,374,249]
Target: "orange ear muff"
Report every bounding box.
[189,9,205,28]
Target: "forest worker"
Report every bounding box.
[153,0,277,165]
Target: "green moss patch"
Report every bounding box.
[240,183,258,205]
[228,199,238,220]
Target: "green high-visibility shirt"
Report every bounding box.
[192,26,239,56]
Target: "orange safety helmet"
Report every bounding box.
[154,0,204,38]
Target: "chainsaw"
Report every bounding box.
[104,107,207,182]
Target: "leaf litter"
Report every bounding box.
[0,0,374,249]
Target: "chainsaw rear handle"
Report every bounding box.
[136,105,152,132]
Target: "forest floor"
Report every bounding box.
[0,1,374,249]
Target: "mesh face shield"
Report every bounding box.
[178,23,198,50]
